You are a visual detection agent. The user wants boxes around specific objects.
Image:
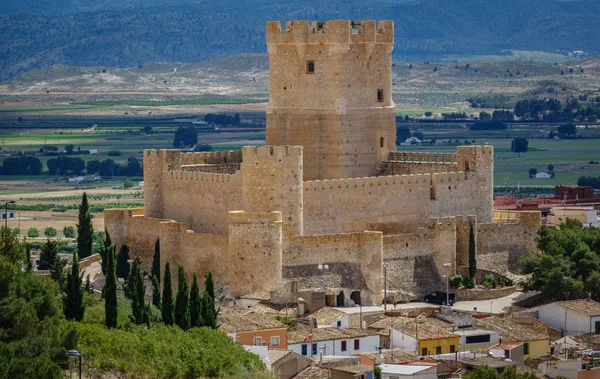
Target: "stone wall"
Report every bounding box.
[385,152,458,175]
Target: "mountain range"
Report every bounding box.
[0,0,599,81]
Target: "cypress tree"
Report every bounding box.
[468,223,477,279]
[38,239,58,270]
[76,192,94,259]
[104,245,118,328]
[161,262,174,325]
[189,273,202,328]
[204,271,215,300]
[101,229,112,275]
[116,244,130,279]
[125,256,136,299]
[130,257,146,325]
[174,265,190,330]
[25,243,32,272]
[152,275,161,308]
[63,252,85,321]
[151,238,160,283]
[203,271,219,329]
[84,274,91,293]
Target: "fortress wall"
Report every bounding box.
[385,162,458,175]
[303,174,431,235]
[180,150,242,165]
[428,171,479,219]
[162,170,242,235]
[388,152,457,163]
[284,231,383,304]
[477,222,539,273]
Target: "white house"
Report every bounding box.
[379,364,437,379]
[0,210,16,220]
[458,329,500,352]
[287,328,380,358]
[535,172,552,179]
[538,299,600,336]
[307,306,349,328]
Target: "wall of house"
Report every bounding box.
[272,352,312,379]
[289,335,381,358]
[525,339,551,359]
[538,303,597,335]
[391,329,418,355]
[418,337,460,356]
[235,328,288,349]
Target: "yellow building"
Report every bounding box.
[392,321,460,356]
[474,317,551,359]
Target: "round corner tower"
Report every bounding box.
[266,20,396,181]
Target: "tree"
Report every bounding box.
[39,239,58,270]
[412,131,424,141]
[64,144,74,155]
[193,144,213,152]
[202,271,218,329]
[547,164,554,172]
[173,126,198,148]
[27,227,39,238]
[479,111,491,120]
[424,111,433,117]
[558,123,577,138]
[396,126,411,145]
[123,177,134,189]
[528,168,537,178]
[468,224,476,279]
[125,157,142,177]
[374,365,382,379]
[152,275,161,308]
[162,262,175,325]
[51,253,67,287]
[86,160,100,175]
[116,244,130,279]
[104,245,118,328]
[44,226,57,237]
[152,238,160,283]
[77,192,94,259]
[175,265,190,330]
[25,243,32,271]
[63,225,75,238]
[130,257,146,325]
[102,229,112,275]
[0,226,23,264]
[190,273,202,328]
[511,137,528,157]
[63,252,85,321]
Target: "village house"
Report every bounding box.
[489,341,525,363]
[219,307,288,348]
[378,364,437,379]
[538,299,600,336]
[308,307,349,328]
[390,321,460,356]
[474,316,551,359]
[287,328,380,358]
[355,348,417,365]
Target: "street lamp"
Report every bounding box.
[443,263,451,306]
[66,350,82,379]
[3,200,15,229]
[383,263,390,311]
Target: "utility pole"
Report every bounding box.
[564,307,568,359]
[383,263,389,311]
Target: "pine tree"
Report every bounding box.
[468,223,477,279]
[130,257,146,325]
[76,192,94,259]
[151,238,160,283]
[38,239,58,270]
[189,273,202,328]
[116,244,130,279]
[161,262,174,325]
[152,275,161,308]
[101,229,112,275]
[25,243,32,271]
[104,245,118,328]
[175,265,190,330]
[63,252,85,321]
[203,271,219,329]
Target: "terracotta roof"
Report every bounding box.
[557,299,600,316]
[490,342,523,350]
[288,328,378,345]
[474,316,549,342]
[268,349,293,365]
[358,349,417,364]
[332,364,373,374]
[295,367,329,379]
[218,307,287,333]
[570,334,600,350]
[368,316,452,331]
[400,322,459,341]
[308,306,347,325]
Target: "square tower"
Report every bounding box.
[266,20,396,180]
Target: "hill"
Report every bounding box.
[0,0,599,80]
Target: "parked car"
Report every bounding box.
[424,291,455,305]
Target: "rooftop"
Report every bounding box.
[379,364,435,375]
[218,307,287,333]
[400,322,459,341]
[331,364,373,374]
[461,356,519,369]
[490,342,523,350]
[556,299,600,316]
[358,349,417,364]
[474,317,549,342]
[268,349,293,365]
[295,367,329,379]
[288,328,378,345]
[570,334,600,350]
[368,316,452,331]
[308,306,347,325]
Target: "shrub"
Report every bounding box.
[193,144,213,152]
[462,276,475,288]
[107,150,122,156]
[27,227,40,238]
[483,273,496,289]
[63,226,76,238]
[44,226,58,237]
[123,177,134,189]
[11,227,20,236]
[449,275,463,288]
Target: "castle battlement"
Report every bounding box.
[180,150,242,165]
[242,145,302,160]
[431,171,469,184]
[389,151,457,164]
[303,173,430,191]
[427,216,457,230]
[266,20,393,46]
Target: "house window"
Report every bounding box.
[450,345,456,353]
[354,339,360,350]
[271,336,280,346]
[377,89,384,102]
[337,320,342,327]
[504,349,510,359]
[307,61,315,74]
[253,336,262,345]
[435,346,442,355]
[523,343,529,355]
[312,343,318,356]
[301,344,308,356]
[466,334,491,344]
[421,347,427,356]
[341,340,347,352]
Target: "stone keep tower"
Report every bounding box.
[266,20,396,180]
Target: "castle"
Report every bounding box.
[105,21,540,306]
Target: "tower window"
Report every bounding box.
[380,137,385,148]
[377,89,384,102]
[306,61,315,74]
